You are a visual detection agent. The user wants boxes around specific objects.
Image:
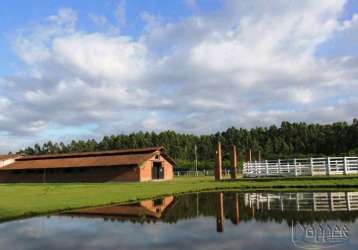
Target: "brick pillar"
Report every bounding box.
[232,193,240,225]
[245,149,252,162]
[215,142,222,181]
[216,192,224,233]
[230,145,237,179]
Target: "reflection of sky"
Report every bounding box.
[0,215,357,250]
[1,191,358,250]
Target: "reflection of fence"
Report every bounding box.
[243,156,358,177]
[245,192,358,212]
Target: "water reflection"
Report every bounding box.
[66,196,174,222]
[216,193,224,233]
[63,191,358,230]
[245,192,358,212]
[1,191,358,250]
[241,191,358,225]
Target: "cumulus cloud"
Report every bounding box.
[0,0,357,152]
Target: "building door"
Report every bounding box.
[152,162,164,180]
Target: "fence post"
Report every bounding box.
[267,194,271,210]
[327,157,331,176]
[230,145,237,179]
[296,193,300,211]
[254,161,260,177]
[309,158,314,176]
[265,160,269,176]
[343,156,347,175]
[215,142,222,181]
[329,192,334,211]
[346,192,351,211]
[278,159,281,176]
[294,158,297,176]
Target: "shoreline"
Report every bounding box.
[2,176,358,223]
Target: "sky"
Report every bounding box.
[0,0,358,153]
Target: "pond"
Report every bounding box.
[1,191,358,250]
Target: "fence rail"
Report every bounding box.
[243,156,358,178]
[245,192,358,212]
[174,170,214,177]
[174,169,243,177]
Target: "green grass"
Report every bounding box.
[2,176,358,222]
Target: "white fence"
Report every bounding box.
[243,156,358,178]
[245,192,358,212]
[174,170,214,177]
[174,169,243,177]
[174,170,232,177]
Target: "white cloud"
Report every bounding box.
[191,98,231,110]
[52,33,147,80]
[291,89,313,104]
[46,8,77,26]
[142,112,160,130]
[89,14,108,26]
[0,1,358,152]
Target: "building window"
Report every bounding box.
[155,154,160,160]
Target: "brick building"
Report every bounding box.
[0,147,175,183]
[66,195,174,221]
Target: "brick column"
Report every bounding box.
[245,149,252,162]
[232,193,240,224]
[216,192,224,232]
[230,145,237,179]
[215,142,222,181]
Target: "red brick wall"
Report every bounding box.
[139,154,173,182]
[0,166,139,183]
[0,154,174,183]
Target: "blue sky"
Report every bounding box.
[0,0,357,153]
[0,0,221,75]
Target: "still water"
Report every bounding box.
[1,191,358,250]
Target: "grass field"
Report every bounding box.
[2,175,358,222]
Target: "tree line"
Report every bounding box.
[17,119,358,169]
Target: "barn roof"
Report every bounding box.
[0,155,19,161]
[66,196,174,220]
[1,147,176,170]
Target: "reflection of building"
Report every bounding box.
[66,196,174,220]
[245,192,358,212]
[0,147,175,183]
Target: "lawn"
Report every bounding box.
[2,175,358,222]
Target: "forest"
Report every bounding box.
[17,120,358,170]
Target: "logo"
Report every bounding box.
[291,221,350,249]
